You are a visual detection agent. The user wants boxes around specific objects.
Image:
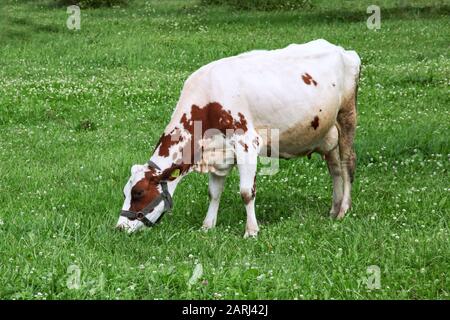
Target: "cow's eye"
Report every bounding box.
[133,190,144,199]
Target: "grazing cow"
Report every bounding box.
[116,39,361,237]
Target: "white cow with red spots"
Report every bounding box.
[117,39,361,237]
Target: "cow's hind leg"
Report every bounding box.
[336,90,358,219]
[324,147,344,217]
[202,173,226,230]
[318,126,343,217]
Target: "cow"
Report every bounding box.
[116,39,361,237]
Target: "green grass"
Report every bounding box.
[0,0,449,299]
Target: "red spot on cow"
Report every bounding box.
[238,140,249,152]
[311,116,319,130]
[181,102,248,136]
[242,176,256,205]
[157,128,183,157]
[157,134,174,157]
[301,74,310,85]
[236,113,248,132]
[241,192,251,204]
[302,73,318,86]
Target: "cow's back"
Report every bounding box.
[172,39,360,156]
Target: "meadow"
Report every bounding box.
[0,0,449,299]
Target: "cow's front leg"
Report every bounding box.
[202,173,226,230]
[237,155,259,238]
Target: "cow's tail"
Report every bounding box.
[335,49,360,218]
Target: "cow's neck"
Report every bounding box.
[149,123,194,176]
[149,103,204,175]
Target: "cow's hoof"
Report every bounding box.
[201,225,213,232]
[332,200,351,219]
[336,211,346,219]
[202,219,216,231]
[336,206,350,219]
[334,207,347,219]
[329,209,339,219]
[329,201,342,218]
[244,230,259,238]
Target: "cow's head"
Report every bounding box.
[116,161,181,233]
